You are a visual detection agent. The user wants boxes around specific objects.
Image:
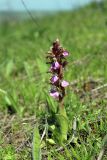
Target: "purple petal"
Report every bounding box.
[63,51,69,57]
[61,80,69,87]
[51,61,60,70]
[50,91,59,99]
[51,75,59,83]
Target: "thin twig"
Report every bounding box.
[71,54,91,65]
[16,137,30,152]
[3,115,15,131]
[91,83,107,93]
[70,77,103,86]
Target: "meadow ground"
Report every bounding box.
[0,1,107,160]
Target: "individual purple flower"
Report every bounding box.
[51,61,60,70]
[50,90,59,99]
[51,75,59,83]
[61,80,69,87]
[62,51,69,57]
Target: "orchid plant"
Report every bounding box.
[46,39,69,143]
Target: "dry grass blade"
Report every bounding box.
[97,135,107,160]
[40,125,47,143]
[91,83,107,93]
[97,148,104,160]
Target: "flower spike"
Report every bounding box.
[46,39,69,102]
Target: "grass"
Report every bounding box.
[0,1,107,159]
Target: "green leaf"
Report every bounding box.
[71,147,80,160]
[49,125,55,131]
[5,95,11,106]
[6,60,14,77]
[46,94,57,113]
[0,88,7,94]
[46,138,56,145]
[24,62,32,78]
[32,125,41,160]
[36,58,47,75]
[54,114,68,144]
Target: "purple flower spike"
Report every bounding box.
[46,39,69,101]
[51,61,60,70]
[61,80,69,87]
[63,51,69,57]
[51,75,59,83]
[50,91,59,99]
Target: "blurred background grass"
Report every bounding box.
[0,0,107,114]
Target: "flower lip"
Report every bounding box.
[50,90,59,99]
[61,80,69,87]
[51,61,60,70]
[51,75,59,83]
[62,51,69,57]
